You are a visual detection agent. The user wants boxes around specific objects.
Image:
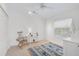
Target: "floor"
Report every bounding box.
[6,39,62,56]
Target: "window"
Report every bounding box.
[54,18,73,38]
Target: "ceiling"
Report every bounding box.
[4,3,79,19]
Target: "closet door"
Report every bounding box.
[0,5,8,56]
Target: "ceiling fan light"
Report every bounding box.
[28,11,32,14]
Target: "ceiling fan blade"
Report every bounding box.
[39,3,53,10]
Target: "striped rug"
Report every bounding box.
[28,42,63,56]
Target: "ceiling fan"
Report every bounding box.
[39,3,53,9]
[28,3,53,15]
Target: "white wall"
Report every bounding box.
[46,19,63,46]
[8,14,46,46]
[53,8,79,43]
[46,19,54,40]
[0,6,8,56]
[46,8,79,46]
